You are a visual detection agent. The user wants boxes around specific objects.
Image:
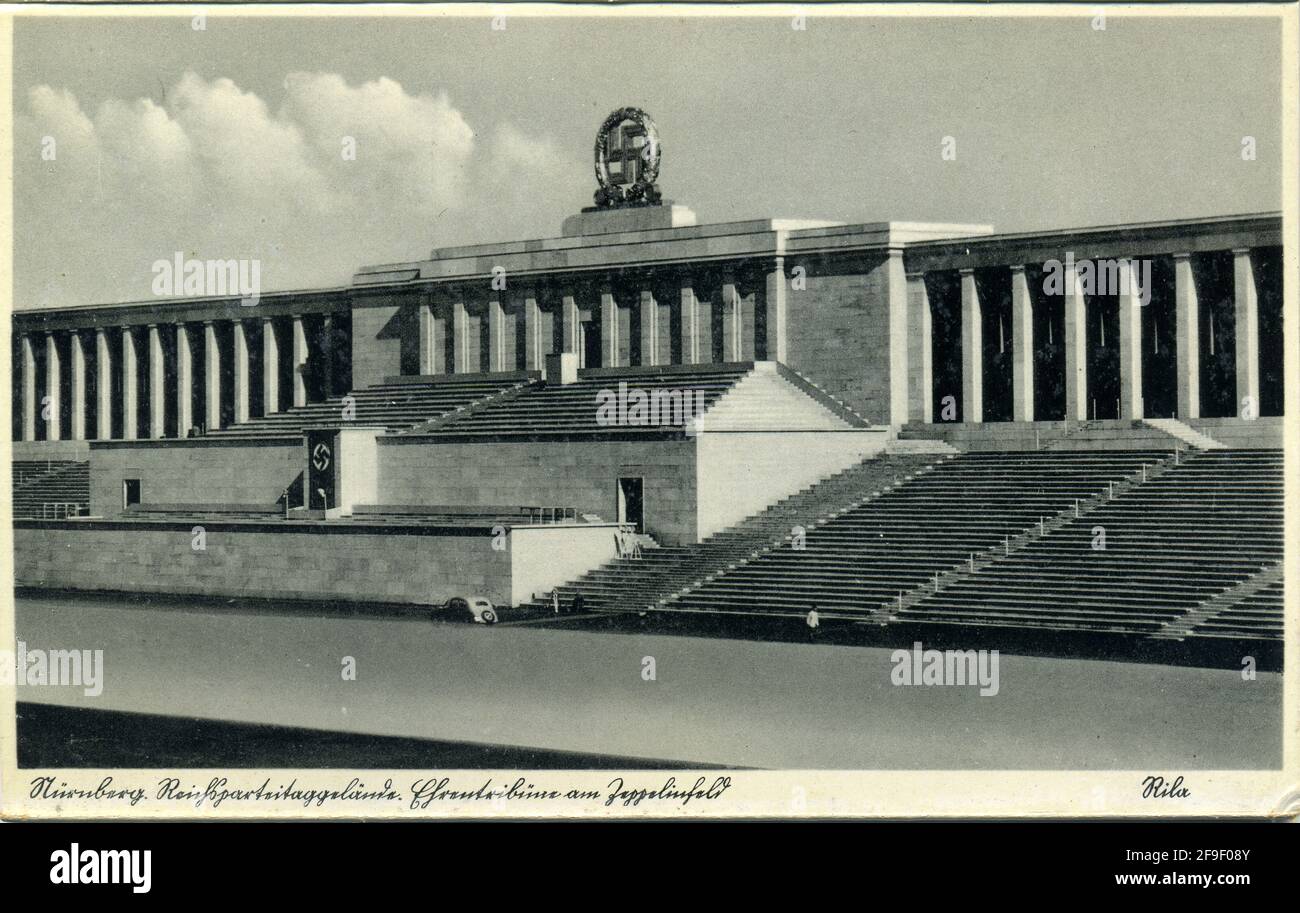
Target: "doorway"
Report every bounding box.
[617,477,644,533]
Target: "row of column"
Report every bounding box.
[19,315,314,441]
[907,248,1261,423]
[415,262,788,374]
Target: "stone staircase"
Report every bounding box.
[1143,417,1225,450]
[695,362,852,431]
[1153,563,1284,641]
[523,452,942,612]
[655,450,1174,620]
[12,461,90,519]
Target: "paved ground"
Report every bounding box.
[15,592,1283,769]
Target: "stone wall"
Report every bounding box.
[695,429,887,539]
[15,519,617,607]
[378,436,698,546]
[351,290,418,388]
[89,440,303,516]
[784,251,894,422]
[15,521,512,605]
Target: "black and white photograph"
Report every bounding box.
[2,3,1296,821]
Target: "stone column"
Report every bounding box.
[417,295,437,375]
[1063,262,1088,421]
[148,324,166,437]
[721,277,742,362]
[959,269,983,424]
[765,257,787,363]
[1117,260,1144,420]
[907,272,933,423]
[1010,265,1035,422]
[601,289,619,367]
[21,333,37,441]
[639,290,659,366]
[233,319,250,425]
[121,326,138,440]
[560,293,580,355]
[487,297,506,371]
[1173,253,1200,420]
[95,329,112,440]
[679,281,700,365]
[1233,248,1259,416]
[70,331,86,441]
[887,250,909,425]
[176,324,193,436]
[204,320,222,430]
[321,315,335,398]
[261,317,279,415]
[523,292,543,371]
[292,315,308,407]
[44,333,62,441]
[451,300,470,373]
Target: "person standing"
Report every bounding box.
[805,606,820,642]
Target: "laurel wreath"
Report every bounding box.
[593,107,662,206]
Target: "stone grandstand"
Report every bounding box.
[531,439,1284,651]
[11,460,89,519]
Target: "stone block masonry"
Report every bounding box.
[14,520,617,607]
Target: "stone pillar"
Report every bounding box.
[70,332,86,441]
[121,326,138,440]
[417,295,437,375]
[721,277,742,362]
[44,333,62,441]
[765,257,787,363]
[292,315,308,407]
[1117,260,1144,420]
[639,290,659,366]
[1233,248,1259,416]
[1063,262,1088,421]
[959,269,983,424]
[560,293,580,355]
[907,272,933,423]
[204,320,222,431]
[1173,253,1200,420]
[233,320,250,425]
[148,324,166,437]
[679,281,700,365]
[176,324,193,436]
[522,292,543,371]
[21,334,37,441]
[261,317,279,415]
[887,250,909,425]
[1010,265,1035,422]
[601,290,619,367]
[95,329,112,440]
[321,315,335,398]
[451,300,470,373]
[487,297,506,371]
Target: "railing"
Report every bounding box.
[41,502,84,520]
[527,506,578,525]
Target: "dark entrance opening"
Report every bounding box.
[1086,293,1119,420]
[122,478,141,509]
[582,318,600,370]
[617,477,644,534]
[1196,251,1237,418]
[1255,246,1284,417]
[926,272,963,422]
[977,269,1012,423]
[1029,266,1066,421]
[1142,258,1178,419]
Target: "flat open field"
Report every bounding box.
[14,591,1283,770]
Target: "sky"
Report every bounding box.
[11,10,1285,309]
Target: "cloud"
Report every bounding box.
[14,72,583,309]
